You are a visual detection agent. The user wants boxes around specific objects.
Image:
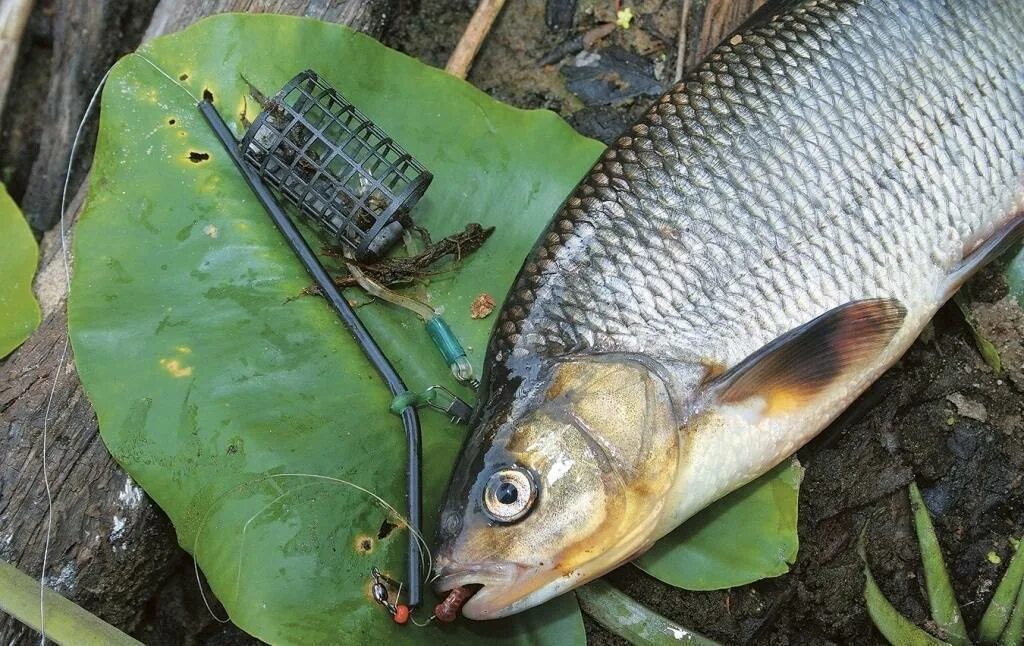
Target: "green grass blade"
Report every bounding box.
[576,579,720,646]
[909,482,971,645]
[998,575,1024,646]
[953,293,1002,372]
[980,539,1024,644]
[860,539,951,646]
[0,560,142,645]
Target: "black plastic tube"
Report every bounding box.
[199,100,423,609]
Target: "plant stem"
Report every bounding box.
[0,559,142,645]
[909,482,971,646]
[861,558,951,646]
[999,578,1024,646]
[674,0,692,82]
[979,538,1024,644]
[576,579,719,645]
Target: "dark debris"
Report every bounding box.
[306,222,494,294]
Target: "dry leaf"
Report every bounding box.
[470,293,496,319]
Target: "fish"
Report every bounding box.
[434,0,1024,620]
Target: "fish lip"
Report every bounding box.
[433,560,525,594]
[433,561,556,620]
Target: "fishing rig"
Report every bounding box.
[199,70,474,621]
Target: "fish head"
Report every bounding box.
[434,354,684,619]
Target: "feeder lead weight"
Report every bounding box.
[238,70,433,260]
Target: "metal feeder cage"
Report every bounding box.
[239,70,432,259]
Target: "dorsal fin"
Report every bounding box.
[712,298,907,413]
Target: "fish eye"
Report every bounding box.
[482,466,538,523]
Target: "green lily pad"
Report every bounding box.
[71,15,592,644]
[69,14,801,642]
[635,459,803,590]
[0,183,40,359]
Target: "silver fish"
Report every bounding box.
[435,0,1024,619]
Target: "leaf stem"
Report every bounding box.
[908,482,970,645]
[576,579,720,645]
[861,557,951,646]
[979,538,1024,644]
[0,559,142,645]
[998,574,1024,646]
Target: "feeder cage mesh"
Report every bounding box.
[239,70,432,259]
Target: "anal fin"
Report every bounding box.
[712,298,907,414]
[943,213,1024,299]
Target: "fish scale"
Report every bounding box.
[492,0,1024,372]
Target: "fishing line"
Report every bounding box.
[39,52,216,643]
[39,61,115,646]
[232,481,321,605]
[131,52,201,104]
[190,472,434,624]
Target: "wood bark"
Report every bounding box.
[9,0,162,233]
[0,1,395,642]
[0,0,35,123]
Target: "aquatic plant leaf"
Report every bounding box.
[979,538,1024,644]
[69,17,589,644]
[70,14,803,642]
[908,483,970,646]
[1001,582,1024,646]
[861,553,951,646]
[0,183,40,358]
[635,459,802,590]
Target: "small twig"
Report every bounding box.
[0,0,36,122]
[305,223,494,296]
[445,0,508,79]
[674,0,692,82]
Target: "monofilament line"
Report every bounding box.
[191,472,434,623]
[40,63,112,646]
[39,52,200,644]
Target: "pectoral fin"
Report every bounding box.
[943,213,1024,299]
[711,298,906,414]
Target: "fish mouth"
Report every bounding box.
[434,561,561,620]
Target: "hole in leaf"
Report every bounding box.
[188,151,210,163]
[355,535,374,553]
[377,518,397,540]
